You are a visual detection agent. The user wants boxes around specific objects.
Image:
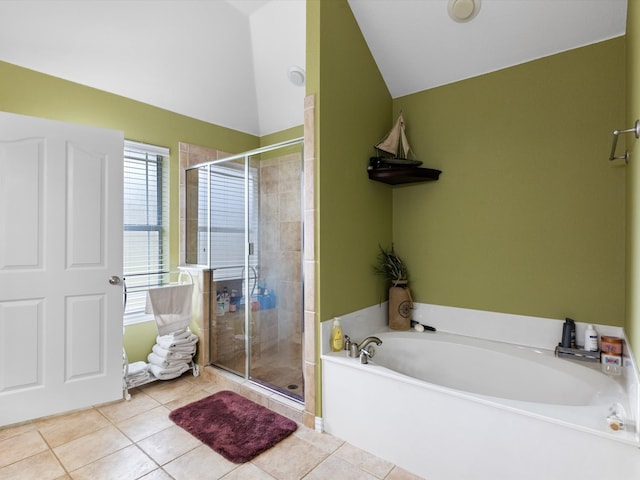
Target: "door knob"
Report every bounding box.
[108,276,121,285]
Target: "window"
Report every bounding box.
[123,140,169,322]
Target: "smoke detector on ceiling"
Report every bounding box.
[448,0,481,23]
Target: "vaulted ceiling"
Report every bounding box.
[0,1,627,136]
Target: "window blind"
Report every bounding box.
[123,140,169,319]
[199,160,258,284]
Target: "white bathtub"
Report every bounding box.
[322,329,640,480]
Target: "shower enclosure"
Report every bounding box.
[185,139,304,401]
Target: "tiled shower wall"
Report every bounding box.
[258,152,303,353]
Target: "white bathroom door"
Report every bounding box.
[0,111,124,426]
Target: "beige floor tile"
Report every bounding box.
[0,450,65,480]
[163,387,212,411]
[0,429,48,468]
[251,434,328,480]
[163,444,237,480]
[0,422,36,442]
[53,425,131,471]
[385,465,426,479]
[335,442,394,478]
[36,409,110,448]
[0,374,413,480]
[201,382,229,395]
[139,376,203,405]
[303,454,378,480]
[98,391,161,424]
[116,406,173,442]
[138,468,174,480]
[292,425,344,454]
[137,424,202,465]
[69,444,157,480]
[181,372,218,388]
[220,462,277,479]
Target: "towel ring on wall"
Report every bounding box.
[609,119,640,163]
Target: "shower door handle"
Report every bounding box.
[108,276,121,286]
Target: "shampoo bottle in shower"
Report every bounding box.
[330,317,344,352]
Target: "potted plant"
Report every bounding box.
[374,244,413,330]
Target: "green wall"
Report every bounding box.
[314,0,393,323]
[626,1,640,365]
[391,38,626,326]
[260,125,303,147]
[0,60,261,362]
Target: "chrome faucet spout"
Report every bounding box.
[358,336,382,364]
[359,336,382,350]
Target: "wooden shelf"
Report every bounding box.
[368,166,442,185]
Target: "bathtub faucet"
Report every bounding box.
[358,336,382,364]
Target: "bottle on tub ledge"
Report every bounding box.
[556,318,600,363]
[330,317,344,352]
[601,335,623,375]
[561,318,576,348]
[584,324,598,352]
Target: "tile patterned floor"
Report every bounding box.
[0,372,423,480]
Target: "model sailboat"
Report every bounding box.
[370,112,422,169]
[367,112,442,185]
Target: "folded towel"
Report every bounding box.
[152,344,195,360]
[167,328,191,340]
[148,362,190,381]
[155,333,198,350]
[126,372,152,388]
[148,352,192,369]
[145,284,193,336]
[127,361,148,376]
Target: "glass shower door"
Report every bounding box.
[209,158,253,377]
[185,140,304,402]
[247,146,304,400]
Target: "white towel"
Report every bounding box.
[152,344,195,360]
[127,361,148,376]
[148,352,192,369]
[155,333,198,350]
[166,328,191,340]
[126,372,152,388]
[148,362,190,381]
[125,362,151,387]
[145,284,193,336]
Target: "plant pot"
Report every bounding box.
[388,280,413,330]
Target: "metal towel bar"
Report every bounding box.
[609,119,640,163]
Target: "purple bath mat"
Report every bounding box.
[169,390,297,463]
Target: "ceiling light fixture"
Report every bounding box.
[448,0,481,23]
[287,66,305,86]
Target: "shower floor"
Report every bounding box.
[213,340,303,401]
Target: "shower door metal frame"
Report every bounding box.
[186,137,304,390]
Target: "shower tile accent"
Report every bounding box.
[303,94,317,429]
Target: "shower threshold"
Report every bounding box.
[206,364,304,406]
[203,366,304,424]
